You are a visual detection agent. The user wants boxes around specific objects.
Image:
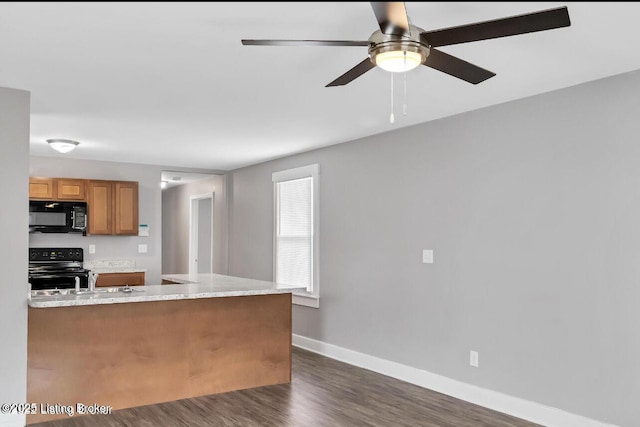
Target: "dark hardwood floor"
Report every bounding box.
[34,347,539,427]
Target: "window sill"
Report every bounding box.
[293,293,319,308]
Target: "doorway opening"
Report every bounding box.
[161,170,226,276]
[189,193,214,275]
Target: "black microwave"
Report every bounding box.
[29,201,87,235]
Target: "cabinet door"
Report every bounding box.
[114,181,138,235]
[29,177,54,199]
[55,179,86,201]
[87,181,113,235]
[95,272,145,287]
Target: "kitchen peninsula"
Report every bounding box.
[27,275,305,424]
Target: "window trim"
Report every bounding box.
[272,164,319,308]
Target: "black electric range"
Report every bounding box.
[29,247,90,291]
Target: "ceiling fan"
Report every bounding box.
[242,2,571,87]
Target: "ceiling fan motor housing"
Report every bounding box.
[368,25,430,66]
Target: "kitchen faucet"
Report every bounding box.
[88,271,99,292]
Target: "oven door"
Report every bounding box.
[29,272,89,290]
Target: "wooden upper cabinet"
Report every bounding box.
[114,181,139,235]
[29,177,54,199]
[55,179,86,201]
[30,177,86,201]
[87,180,113,235]
[31,176,139,236]
[87,180,138,235]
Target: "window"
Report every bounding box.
[273,164,319,308]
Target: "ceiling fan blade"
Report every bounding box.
[326,58,376,87]
[424,49,495,85]
[241,39,370,47]
[421,6,570,47]
[371,2,410,36]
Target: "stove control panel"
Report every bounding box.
[29,248,84,262]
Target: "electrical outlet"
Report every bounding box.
[470,350,479,368]
[138,244,148,253]
[88,244,96,254]
[422,249,433,264]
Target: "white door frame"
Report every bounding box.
[189,192,215,276]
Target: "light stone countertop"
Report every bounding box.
[161,273,233,285]
[88,268,148,274]
[29,273,306,308]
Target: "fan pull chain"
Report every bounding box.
[390,72,395,124]
[403,52,408,116]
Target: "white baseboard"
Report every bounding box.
[292,334,617,427]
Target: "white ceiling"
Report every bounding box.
[2,2,640,171]
[161,170,219,189]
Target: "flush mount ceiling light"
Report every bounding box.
[161,180,168,189]
[46,139,79,154]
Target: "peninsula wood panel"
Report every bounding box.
[26,294,292,424]
[87,180,112,234]
[95,272,145,287]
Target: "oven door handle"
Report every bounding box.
[29,274,87,279]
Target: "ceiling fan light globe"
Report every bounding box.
[374,50,423,73]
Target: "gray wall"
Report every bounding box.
[162,175,227,274]
[228,69,640,427]
[29,156,163,284]
[197,198,212,273]
[0,87,30,427]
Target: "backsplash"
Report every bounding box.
[84,259,136,270]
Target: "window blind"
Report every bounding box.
[276,176,313,291]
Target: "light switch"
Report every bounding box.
[422,249,433,264]
[89,244,96,254]
[470,350,479,368]
[138,244,148,253]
